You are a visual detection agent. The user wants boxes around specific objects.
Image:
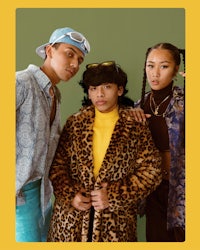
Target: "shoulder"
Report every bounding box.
[16,64,38,79]
[172,86,184,107]
[16,64,39,89]
[16,65,38,106]
[173,85,184,97]
[119,106,148,130]
[134,91,151,108]
[73,106,94,119]
[65,106,95,126]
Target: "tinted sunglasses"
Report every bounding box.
[86,61,119,72]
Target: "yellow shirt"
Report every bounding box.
[93,107,119,178]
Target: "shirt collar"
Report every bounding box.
[27,64,51,90]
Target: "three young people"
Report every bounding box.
[16,28,185,243]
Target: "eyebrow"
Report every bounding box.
[147,60,171,64]
[67,47,84,61]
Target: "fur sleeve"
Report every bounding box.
[107,123,162,211]
[49,116,79,204]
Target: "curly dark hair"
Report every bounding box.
[79,61,134,107]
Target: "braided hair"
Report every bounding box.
[140,43,185,109]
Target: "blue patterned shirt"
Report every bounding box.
[16,64,62,214]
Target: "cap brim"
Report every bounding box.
[35,43,50,59]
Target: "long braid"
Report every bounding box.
[140,67,147,109]
[140,48,151,109]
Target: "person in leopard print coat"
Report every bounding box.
[47,61,162,242]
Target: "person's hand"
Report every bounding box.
[179,71,186,77]
[130,108,151,123]
[91,183,109,210]
[71,188,91,211]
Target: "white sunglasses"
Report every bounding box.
[51,31,90,53]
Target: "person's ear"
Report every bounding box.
[45,45,53,58]
[174,65,180,77]
[118,86,124,96]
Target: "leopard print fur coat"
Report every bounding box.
[47,105,162,242]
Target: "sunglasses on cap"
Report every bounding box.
[86,61,119,72]
[51,31,90,53]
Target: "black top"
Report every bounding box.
[143,83,173,151]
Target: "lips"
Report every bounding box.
[66,68,76,77]
[67,70,74,77]
[96,100,106,105]
[151,80,159,85]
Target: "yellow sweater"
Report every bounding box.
[93,107,119,178]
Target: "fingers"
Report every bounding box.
[71,191,91,211]
[71,185,110,211]
[101,182,108,189]
[179,71,186,77]
[130,108,151,123]
[91,186,109,210]
[92,200,109,210]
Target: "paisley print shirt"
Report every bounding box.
[16,64,61,215]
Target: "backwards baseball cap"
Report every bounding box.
[36,27,90,59]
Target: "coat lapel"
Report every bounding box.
[74,107,95,194]
[96,108,134,186]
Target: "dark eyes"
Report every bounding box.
[161,65,168,69]
[146,64,169,69]
[89,84,112,91]
[146,64,153,68]
[89,87,96,91]
[66,51,83,65]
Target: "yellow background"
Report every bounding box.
[0,0,198,249]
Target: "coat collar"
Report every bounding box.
[76,106,135,189]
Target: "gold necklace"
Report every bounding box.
[150,93,171,117]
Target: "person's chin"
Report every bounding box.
[150,84,161,91]
[62,74,74,82]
